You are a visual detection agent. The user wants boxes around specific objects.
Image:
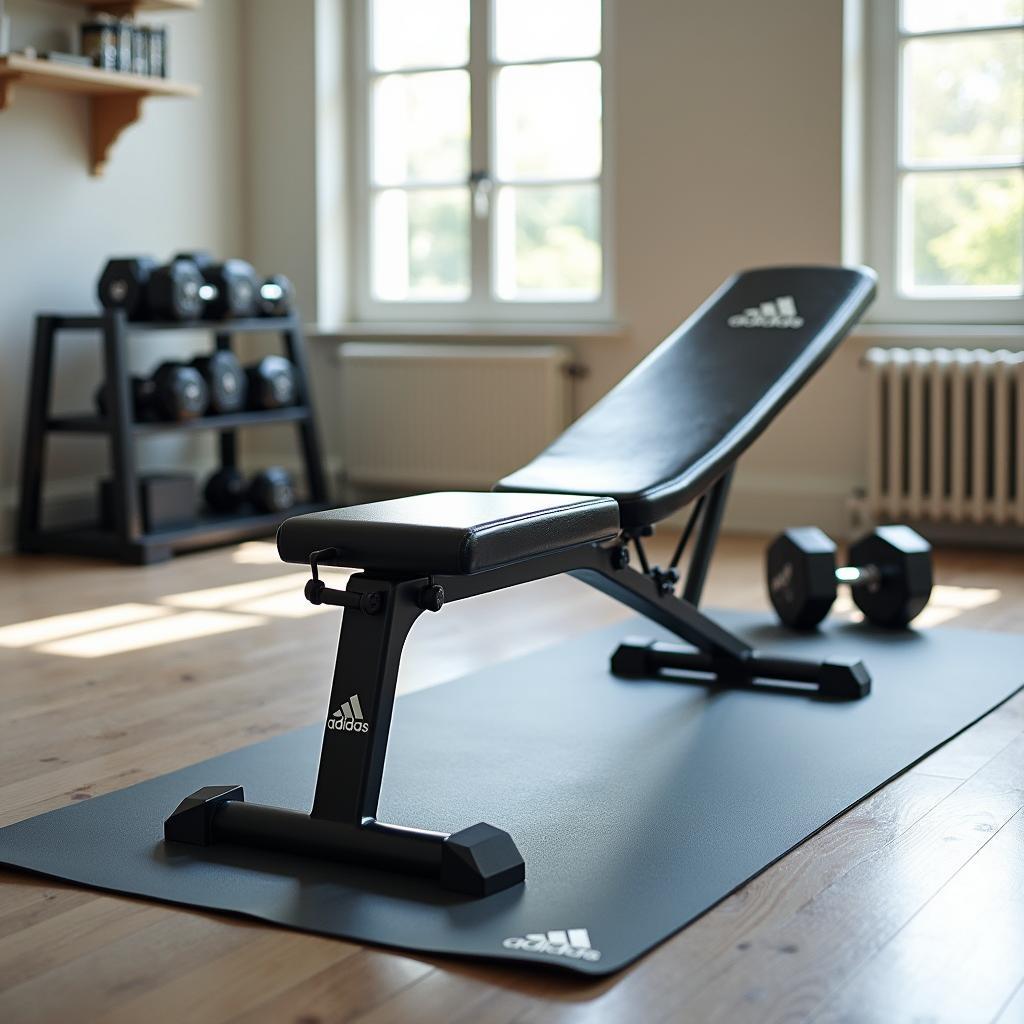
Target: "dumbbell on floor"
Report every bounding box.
[766,525,933,629]
[204,467,297,515]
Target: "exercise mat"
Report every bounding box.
[1,612,1020,976]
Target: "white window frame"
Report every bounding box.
[863,0,1024,324]
[348,0,614,323]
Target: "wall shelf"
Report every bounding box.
[0,54,200,175]
[62,0,201,15]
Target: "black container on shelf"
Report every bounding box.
[81,21,118,71]
[100,473,196,533]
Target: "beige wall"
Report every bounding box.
[0,0,245,537]
[241,0,864,533]
[610,0,860,531]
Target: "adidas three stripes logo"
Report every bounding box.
[327,694,370,733]
[728,295,805,329]
[502,927,601,962]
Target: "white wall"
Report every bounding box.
[0,0,244,538]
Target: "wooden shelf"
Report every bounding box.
[0,54,199,175]
[69,0,200,14]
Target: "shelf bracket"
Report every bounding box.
[90,93,145,177]
[0,75,21,112]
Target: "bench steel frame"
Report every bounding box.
[164,469,869,897]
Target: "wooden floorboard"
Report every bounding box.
[0,534,1021,1023]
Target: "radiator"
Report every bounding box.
[337,343,573,491]
[864,347,1024,525]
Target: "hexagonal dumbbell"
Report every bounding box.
[97,256,157,321]
[766,525,933,629]
[145,257,212,322]
[174,252,262,320]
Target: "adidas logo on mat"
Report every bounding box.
[502,928,601,962]
[728,295,804,329]
[327,694,369,733]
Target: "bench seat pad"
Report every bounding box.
[276,492,620,575]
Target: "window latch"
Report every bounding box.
[469,170,493,218]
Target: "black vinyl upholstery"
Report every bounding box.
[496,266,876,528]
[277,491,620,574]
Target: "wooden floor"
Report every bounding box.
[0,534,1023,1023]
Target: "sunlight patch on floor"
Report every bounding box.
[833,584,1002,629]
[160,573,310,609]
[0,567,359,659]
[37,611,267,658]
[232,592,334,618]
[0,603,172,648]
[231,541,284,565]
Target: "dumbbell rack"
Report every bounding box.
[17,309,330,564]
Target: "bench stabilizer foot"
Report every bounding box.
[611,637,871,700]
[164,788,525,898]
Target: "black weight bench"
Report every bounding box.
[165,265,877,898]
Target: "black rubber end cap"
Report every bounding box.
[610,637,655,678]
[163,785,244,845]
[819,659,872,700]
[440,822,525,897]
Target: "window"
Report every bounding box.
[865,0,1024,322]
[352,0,610,321]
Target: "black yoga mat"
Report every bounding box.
[0,612,1020,976]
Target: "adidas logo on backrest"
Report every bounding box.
[327,694,369,733]
[502,927,601,962]
[728,295,804,329]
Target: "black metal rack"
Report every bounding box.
[17,310,330,564]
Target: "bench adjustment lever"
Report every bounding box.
[304,548,384,614]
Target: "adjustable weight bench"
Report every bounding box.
[165,265,877,898]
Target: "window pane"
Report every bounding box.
[903,33,1024,164]
[373,71,470,185]
[371,0,469,71]
[902,170,1023,294]
[902,0,1023,33]
[373,188,470,300]
[493,0,601,62]
[496,185,601,300]
[495,62,602,180]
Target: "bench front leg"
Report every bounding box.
[312,573,424,824]
[164,571,526,897]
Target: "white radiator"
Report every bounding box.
[337,343,573,491]
[864,347,1024,525]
